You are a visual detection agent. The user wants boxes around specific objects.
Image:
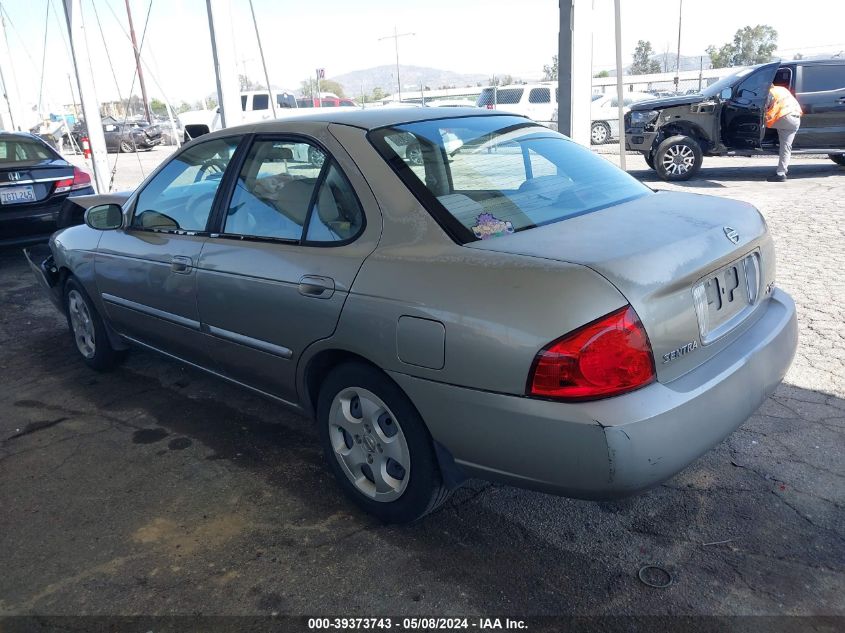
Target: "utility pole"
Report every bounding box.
[63,0,108,192]
[378,26,414,102]
[124,0,151,122]
[674,0,683,92]
[248,0,275,118]
[205,0,241,128]
[614,0,626,169]
[0,3,22,130]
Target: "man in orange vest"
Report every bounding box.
[765,84,802,182]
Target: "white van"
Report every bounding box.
[240,90,298,122]
[476,83,557,127]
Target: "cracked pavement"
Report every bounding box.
[0,154,843,617]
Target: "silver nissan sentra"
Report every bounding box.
[24,108,798,523]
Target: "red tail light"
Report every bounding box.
[54,167,92,194]
[528,305,656,401]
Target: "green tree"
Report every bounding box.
[150,98,168,117]
[631,40,661,75]
[706,25,778,68]
[371,87,386,101]
[318,79,345,97]
[593,70,610,78]
[543,55,558,81]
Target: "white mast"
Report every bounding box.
[63,0,109,192]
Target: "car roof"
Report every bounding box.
[780,58,845,67]
[0,131,43,141]
[206,107,528,136]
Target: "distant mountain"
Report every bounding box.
[330,65,492,97]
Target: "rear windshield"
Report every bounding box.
[0,138,54,163]
[369,115,650,243]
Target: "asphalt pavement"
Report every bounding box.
[0,151,842,620]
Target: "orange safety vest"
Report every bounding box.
[765,86,802,127]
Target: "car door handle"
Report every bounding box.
[298,275,335,299]
[837,97,845,104]
[170,256,193,274]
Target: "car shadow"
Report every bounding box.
[631,162,842,187]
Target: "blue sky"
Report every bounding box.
[3,0,844,112]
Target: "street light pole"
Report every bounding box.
[674,0,683,91]
[378,26,414,102]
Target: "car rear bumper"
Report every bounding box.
[23,243,63,311]
[0,188,94,247]
[625,130,658,152]
[391,289,798,499]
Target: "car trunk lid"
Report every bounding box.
[0,159,73,205]
[466,190,775,382]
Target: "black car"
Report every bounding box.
[72,117,162,153]
[0,132,95,247]
[625,59,845,180]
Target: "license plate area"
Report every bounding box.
[693,252,761,344]
[0,185,36,205]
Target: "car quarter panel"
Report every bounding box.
[390,288,796,497]
[297,124,629,399]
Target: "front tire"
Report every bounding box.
[654,135,703,181]
[64,277,125,371]
[644,151,655,170]
[119,140,134,153]
[317,362,449,523]
[590,121,610,145]
[829,154,845,167]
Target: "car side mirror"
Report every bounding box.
[84,204,123,231]
[720,88,733,100]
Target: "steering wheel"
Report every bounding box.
[195,158,227,183]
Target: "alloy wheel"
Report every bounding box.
[67,289,96,358]
[591,123,608,145]
[328,387,410,502]
[661,144,695,176]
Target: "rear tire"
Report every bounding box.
[590,121,610,145]
[317,362,449,523]
[654,135,703,181]
[829,154,845,167]
[63,277,126,371]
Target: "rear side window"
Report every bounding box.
[799,65,845,92]
[297,98,314,108]
[240,95,247,110]
[0,139,54,162]
[223,139,363,244]
[252,94,269,110]
[529,88,550,104]
[476,88,524,106]
[276,93,296,108]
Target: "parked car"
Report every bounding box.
[25,108,797,523]
[626,58,845,180]
[589,91,656,144]
[0,132,94,247]
[476,83,557,127]
[72,117,162,153]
